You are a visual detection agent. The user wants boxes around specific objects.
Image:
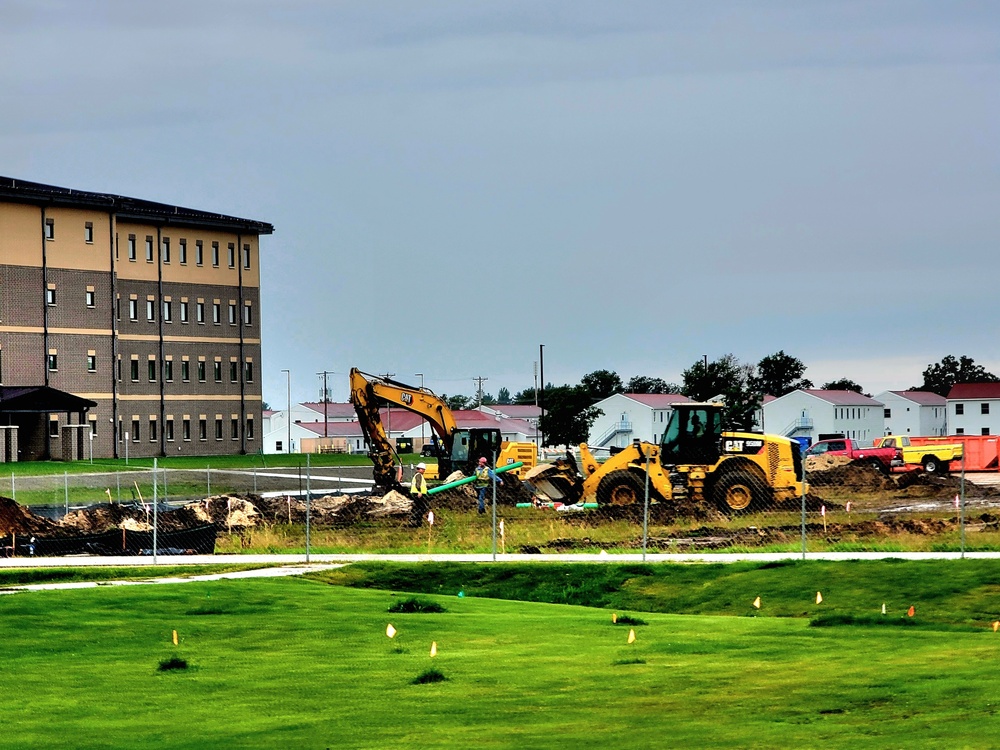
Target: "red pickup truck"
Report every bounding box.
[802,438,902,475]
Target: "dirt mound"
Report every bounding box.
[0,496,59,535]
[805,454,853,471]
[806,461,896,490]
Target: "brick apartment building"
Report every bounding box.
[0,177,272,460]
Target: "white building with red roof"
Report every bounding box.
[586,393,691,449]
[873,391,948,436]
[945,383,1000,436]
[761,389,885,444]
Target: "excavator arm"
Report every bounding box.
[349,368,460,489]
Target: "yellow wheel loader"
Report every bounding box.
[525,402,806,513]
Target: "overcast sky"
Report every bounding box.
[2,1,997,404]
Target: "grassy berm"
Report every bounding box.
[2,560,1000,749]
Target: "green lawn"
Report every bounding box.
[2,562,1000,748]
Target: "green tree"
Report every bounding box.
[261,401,271,411]
[580,370,623,401]
[513,387,537,405]
[821,378,864,394]
[441,394,469,410]
[756,351,813,397]
[625,375,683,394]
[914,355,1000,397]
[682,354,760,430]
[496,387,512,405]
[538,385,603,446]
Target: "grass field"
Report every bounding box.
[3,560,1000,748]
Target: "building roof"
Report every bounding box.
[0,176,273,235]
[483,404,542,419]
[301,402,357,419]
[298,421,366,437]
[801,389,883,406]
[947,383,1000,399]
[881,390,947,406]
[0,385,97,413]
[624,393,690,408]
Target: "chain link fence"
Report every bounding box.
[0,447,993,559]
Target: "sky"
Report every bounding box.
[2,1,997,405]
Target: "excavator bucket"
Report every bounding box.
[524,461,582,503]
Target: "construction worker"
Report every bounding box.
[473,456,503,514]
[409,462,429,527]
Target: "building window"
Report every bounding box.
[243,244,251,270]
[228,303,237,325]
[183,418,191,441]
[44,218,54,239]
[181,360,190,382]
[228,243,236,268]
[982,403,990,415]
[244,361,254,382]
[276,440,283,452]
[130,359,139,381]
[47,352,57,371]
[85,222,94,243]
[45,287,56,306]
[213,361,222,382]
[128,235,136,261]
[197,361,206,382]
[246,417,254,440]
[231,418,239,440]
[164,360,174,381]
[89,419,97,437]
[212,302,221,325]
[199,418,207,441]
[243,303,253,326]
[163,300,172,322]
[146,299,155,321]
[196,240,204,266]
[215,418,223,440]
[956,428,965,435]
[129,298,138,320]
[166,419,174,441]
[86,289,96,307]
[149,419,157,442]
[162,237,170,263]
[180,301,189,323]
[49,419,59,438]
[87,354,96,372]
[131,420,140,442]
[229,361,238,382]
[196,301,205,324]
[983,428,991,436]
[956,404,965,415]
[884,408,891,419]
[179,239,187,264]
[148,360,156,381]
[212,241,219,267]
[145,236,154,262]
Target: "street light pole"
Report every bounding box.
[281,369,291,454]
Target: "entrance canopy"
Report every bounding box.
[0,386,97,415]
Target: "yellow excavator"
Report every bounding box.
[525,402,806,513]
[349,368,537,490]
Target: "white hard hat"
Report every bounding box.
[416,462,427,470]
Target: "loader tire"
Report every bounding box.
[713,472,764,513]
[868,458,889,476]
[922,456,948,475]
[597,471,645,506]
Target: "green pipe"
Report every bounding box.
[516,502,599,509]
[427,461,524,495]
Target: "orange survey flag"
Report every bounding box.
[907,606,915,617]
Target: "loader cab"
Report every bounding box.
[660,403,722,466]
[440,428,503,477]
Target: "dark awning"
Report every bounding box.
[0,386,97,413]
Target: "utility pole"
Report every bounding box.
[281,369,291,454]
[539,344,545,448]
[473,376,488,408]
[316,370,332,437]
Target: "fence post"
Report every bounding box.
[207,465,211,496]
[10,472,14,503]
[153,458,158,564]
[64,471,69,517]
[961,451,966,559]
[305,453,311,563]
[492,450,498,562]
[642,452,651,561]
[163,467,168,504]
[116,471,121,503]
[801,461,808,559]
[253,468,257,494]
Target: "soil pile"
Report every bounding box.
[0,497,59,535]
[805,454,853,471]
[806,461,896,490]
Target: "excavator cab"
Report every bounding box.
[660,403,722,466]
[441,428,503,477]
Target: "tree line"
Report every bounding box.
[447,353,999,446]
